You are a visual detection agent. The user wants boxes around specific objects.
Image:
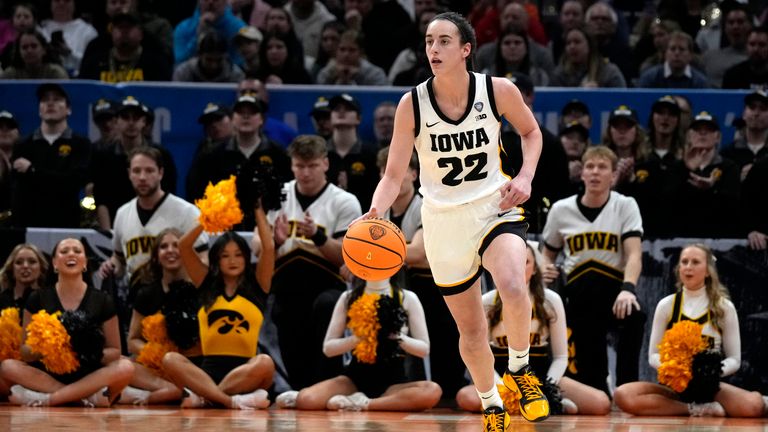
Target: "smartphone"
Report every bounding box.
[51,30,64,45]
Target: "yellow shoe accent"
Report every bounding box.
[503,365,550,422]
[482,406,510,431]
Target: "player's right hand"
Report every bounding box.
[349,208,378,227]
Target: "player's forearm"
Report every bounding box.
[518,127,543,180]
[623,249,642,285]
[369,175,402,214]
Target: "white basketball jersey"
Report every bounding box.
[267,180,362,258]
[113,193,208,278]
[413,72,510,208]
[542,191,643,279]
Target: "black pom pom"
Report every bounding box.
[541,377,564,415]
[161,280,201,350]
[60,310,104,370]
[679,349,723,403]
[376,294,408,362]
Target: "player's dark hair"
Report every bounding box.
[431,11,476,71]
[201,231,262,310]
[127,146,164,170]
[288,134,328,160]
[488,243,550,328]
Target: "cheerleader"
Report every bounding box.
[161,205,275,410]
[1,238,134,407]
[0,244,48,398]
[275,278,442,411]
[456,243,611,415]
[614,244,765,417]
[119,228,202,405]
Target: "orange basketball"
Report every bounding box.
[342,218,407,281]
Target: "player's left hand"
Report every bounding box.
[297,211,318,238]
[612,290,640,319]
[499,176,531,210]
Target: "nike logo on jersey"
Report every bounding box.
[498,210,512,218]
[426,121,441,128]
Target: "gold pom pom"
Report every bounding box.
[347,293,381,364]
[195,175,244,234]
[657,320,707,393]
[26,310,79,375]
[137,313,178,372]
[0,307,22,361]
[497,383,522,413]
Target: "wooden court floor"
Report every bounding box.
[1,405,767,432]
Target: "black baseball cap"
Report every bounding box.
[509,72,533,95]
[328,93,361,113]
[690,111,720,131]
[744,89,768,106]
[0,110,19,129]
[608,105,638,125]
[561,99,589,116]
[118,96,150,116]
[198,102,231,124]
[92,99,117,121]
[311,96,331,117]
[651,95,680,114]
[36,83,70,105]
[559,120,589,140]
[233,94,265,112]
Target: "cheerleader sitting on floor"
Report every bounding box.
[275,277,442,411]
[615,243,766,417]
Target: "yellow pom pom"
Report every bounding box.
[657,320,707,393]
[0,307,22,361]
[347,293,381,364]
[26,310,79,375]
[137,313,178,372]
[497,383,522,413]
[195,175,244,233]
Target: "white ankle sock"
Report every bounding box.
[477,386,504,410]
[508,346,529,372]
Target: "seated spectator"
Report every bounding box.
[310,96,332,140]
[91,98,119,151]
[550,27,626,87]
[0,110,19,224]
[262,7,307,64]
[373,101,396,149]
[701,5,752,88]
[11,83,90,228]
[0,3,40,69]
[347,0,413,73]
[637,31,709,88]
[722,90,768,180]
[173,31,245,82]
[96,0,173,57]
[173,0,245,65]
[389,8,438,85]
[277,278,442,412]
[0,29,68,79]
[560,99,592,132]
[482,25,549,86]
[742,156,768,249]
[601,105,650,191]
[236,78,299,147]
[559,120,589,194]
[284,0,335,60]
[637,19,681,75]
[316,29,387,86]
[79,12,172,82]
[40,0,98,76]
[255,31,312,84]
[647,95,684,167]
[674,95,694,130]
[548,0,584,65]
[722,26,768,89]
[233,26,262,77]
[585,2,632,82]
[669,112,741,238]
[475,3,555,78]
[308,20,345,82]
[195,102,233,158]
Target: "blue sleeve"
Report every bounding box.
[174,16,199,65]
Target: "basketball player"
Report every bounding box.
[363,12,549,429]
[541,146,645,395]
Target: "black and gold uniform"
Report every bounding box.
[196,278,266,384]
[25,286,116,384]
[0,287,32,313]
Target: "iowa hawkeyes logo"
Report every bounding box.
[369,225,386,240]
[208,309,250,334]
